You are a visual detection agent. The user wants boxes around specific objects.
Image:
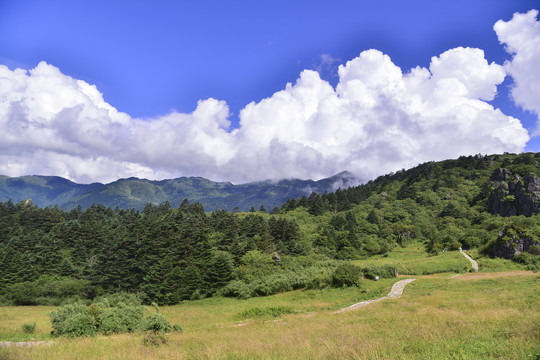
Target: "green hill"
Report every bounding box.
[0,175,102,207]
[0,171,361,212]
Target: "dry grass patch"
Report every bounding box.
[0,306,54,341]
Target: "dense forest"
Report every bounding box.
[1,152,539,306]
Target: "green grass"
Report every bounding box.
[0,271,538,359]
[465,248,527,272]
[237,306,297,319]
[352,242,470,274]
[0,279,394,341]
[0,271,540,360]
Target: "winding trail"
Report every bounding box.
[334,279,416,314]
[460,250,479,272]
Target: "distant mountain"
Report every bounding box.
[0,175,102,208]
[0,171,362,212]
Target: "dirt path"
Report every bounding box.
[334,279,416,314]
[460,250,479,272]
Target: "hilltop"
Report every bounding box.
[0,171,361,212]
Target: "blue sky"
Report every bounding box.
[0,1,539,183]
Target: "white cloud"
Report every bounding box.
[494,9,540,132]
[229,47,526,181]
[0,44,530,184]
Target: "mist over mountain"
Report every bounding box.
[0,171,362,212]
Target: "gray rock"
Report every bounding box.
[487,168,540,217]
[493,228,539,259]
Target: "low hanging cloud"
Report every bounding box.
[0,13,535,184]
[495,9,540,133]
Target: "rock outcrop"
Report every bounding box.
[487,168,540,217]
[493,227,539,259]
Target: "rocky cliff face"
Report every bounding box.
[493,227,539,259]
[487,168,540,217]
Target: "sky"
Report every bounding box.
[0,0,539,184]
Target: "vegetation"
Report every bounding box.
[2,152,540,309]
[1,152,540,358]
[0,272,537,359]
[49,295,173,338]
[21,322,35,334]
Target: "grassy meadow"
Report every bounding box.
[1,270,538,360]
[351,242,472,275]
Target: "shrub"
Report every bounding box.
[238,306,296,319]
[218,280,252,299]
[304,266,333,289]
[361,265,396,280]
[529,245,540,255]
[99,302,146,335]
[21,322,36,334]
[49,302,99,338]
[139,311,172,334]
[251,272,305,296]
[513,252,540,271]
[49,294,178,338]
[138,304,173,346]
[142,332,168,346]
[5,276,90,306]
[7,282,38,305]
[332,264,362,287]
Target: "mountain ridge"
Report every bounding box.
[0,171,362,212]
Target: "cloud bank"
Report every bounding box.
[0,11,537,184]
[495,9,540,133]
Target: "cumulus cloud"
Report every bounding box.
[228,47,526,181]
[494,9,540,133]
[0,44,530,184]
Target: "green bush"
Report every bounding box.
[221,260,339,299]
[21,322,36,334]
[218,280,252,299]
[50,304,98,337]
[303,266,333,289]
[6,282,38,305]
[49,294,178,338]
[251,272,305,296]
[332,264,362,287]
[528,245,540,255]
[5,276,90,306]
[99,302,146,335]
[513,252,540,271]
[360,265,396,280]
[238,306,296,319]
[139,311,172,334]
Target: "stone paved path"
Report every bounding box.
[0,341,54,347]
[334,278,416,314]
[460,250,479,272]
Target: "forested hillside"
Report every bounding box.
[0,171,359,212]
[1,152,539,306]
